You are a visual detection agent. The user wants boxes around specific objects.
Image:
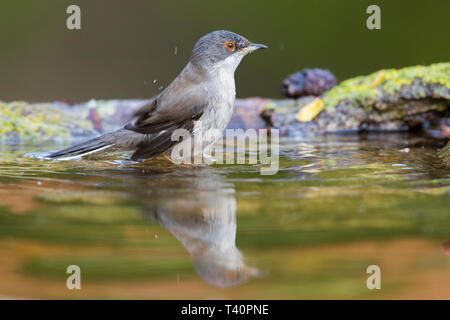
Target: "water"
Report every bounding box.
[0,133,449,299]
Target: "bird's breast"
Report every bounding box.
[204,73,235,131]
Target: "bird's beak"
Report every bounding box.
[240,43,268,53]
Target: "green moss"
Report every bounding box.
[322,62,450,110]
[0,100,95,142]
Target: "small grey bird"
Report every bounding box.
[48,30,267,162]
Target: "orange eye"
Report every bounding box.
[224,41,236,51]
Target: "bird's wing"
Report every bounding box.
[124,86,208,159]
[124,85,207,134]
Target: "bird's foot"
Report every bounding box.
[162,154,177,164]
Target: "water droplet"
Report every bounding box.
[174,46,178,56]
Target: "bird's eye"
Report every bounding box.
[224,41,236,51]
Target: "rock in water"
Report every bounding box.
[282,68,337,98]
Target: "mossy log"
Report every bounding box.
[0,63,449,143]
[0,99,144,143]
[262,63,450,137]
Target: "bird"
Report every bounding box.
[144,168,260,287]
[48,30,267,163]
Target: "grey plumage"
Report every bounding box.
[48,30,267,162]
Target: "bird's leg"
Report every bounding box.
[162,154,177,164]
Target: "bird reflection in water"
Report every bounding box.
[141,166,261,287]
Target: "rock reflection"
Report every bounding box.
[144,168,261,287]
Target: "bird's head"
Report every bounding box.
[190,30,267,73]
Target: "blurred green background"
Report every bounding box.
[0,0,449,102]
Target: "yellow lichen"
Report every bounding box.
[296,97,323,122]
[370,70,386,88]
[321,62,450,111]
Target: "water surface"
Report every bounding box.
[0,133,449,299]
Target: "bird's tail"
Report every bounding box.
[48,129,130,160]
